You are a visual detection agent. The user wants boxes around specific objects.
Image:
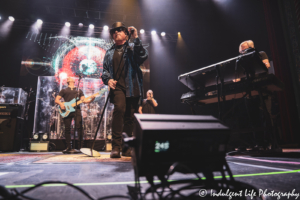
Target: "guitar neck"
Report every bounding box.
[70,89,107,108]
[71,100,83,108]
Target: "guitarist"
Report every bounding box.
[55,77,95,153]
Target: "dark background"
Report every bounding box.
[0,0,298,145]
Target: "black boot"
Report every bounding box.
[110,147,121,158]
[121,147,132,157]
[63,143,72,154]
[63,134,72,154]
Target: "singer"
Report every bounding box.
[138,90,158,114]
[55,77,95,153]
[101,22,148,158]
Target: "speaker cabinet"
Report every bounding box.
[0,118,23,152]
[132,114,230,176]
[0,105,24,152]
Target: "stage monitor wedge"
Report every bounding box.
[132,114,230,177]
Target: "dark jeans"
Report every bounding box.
[111,88,139,150]
[63,109,83,148]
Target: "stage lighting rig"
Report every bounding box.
[78,23,83,27]
[151,30,156,35]
[30,132,49,152]
[32,132,49,141]
[140,29,145,34]
[8,16,15,21]
[37,19,43,24]
[33,134,39,140]
[59,72,68,80]
[89,24,94,29]
[103,25,109,30]
[65,22,71,27]
[161,32,166,36]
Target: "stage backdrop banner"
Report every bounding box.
[20,31,150,139]
[33,76,112,140]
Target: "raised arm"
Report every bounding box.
[151,98,158,107]
[133,38,148,65]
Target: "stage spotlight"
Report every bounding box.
[178,32,181,35]
[161,32,166,36]
[59,72,68,79]
[33,134,39,140]
[78,23,83,27]
[89,24,94,29]
[0,16,1,20]
[103,25,109,30]
[8,16,15,22]
[65,22,71,27]
[37,19,43,25]
[151,30,156,35]
[140,29,145,34]
[42,133,48,140]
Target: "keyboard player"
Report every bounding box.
[239,40,271,69]
[239,40,277,149]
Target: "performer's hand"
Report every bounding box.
[128,26,138,38]
[262,59,271,69]
[60,104,66,110]
[108,79,117,90]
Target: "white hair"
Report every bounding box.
[239,40,255,53]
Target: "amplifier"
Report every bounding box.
[132,114,230,177]
[0,104,24,152]
[0,104,24,118]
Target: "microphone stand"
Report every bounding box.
[81,30,134,157]
[67,75,82,154]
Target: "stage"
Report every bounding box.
[0,151,300,200]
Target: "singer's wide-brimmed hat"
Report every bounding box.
[67,77,75,83]
[109,22,129,36]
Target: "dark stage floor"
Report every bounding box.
[0,151,300,200]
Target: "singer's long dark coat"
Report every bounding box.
[101,38,148,104]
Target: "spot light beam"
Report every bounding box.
[0,18,14,39]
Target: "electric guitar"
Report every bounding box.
[58,88,107,118]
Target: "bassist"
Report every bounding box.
[55,77,95,153]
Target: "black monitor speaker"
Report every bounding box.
[132,114,230,177]
[0,104,23,152]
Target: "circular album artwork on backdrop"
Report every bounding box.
[51,37,114,83]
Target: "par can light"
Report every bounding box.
[103,25,109,30]
[9,16,15,22]
[37,19,43,24]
